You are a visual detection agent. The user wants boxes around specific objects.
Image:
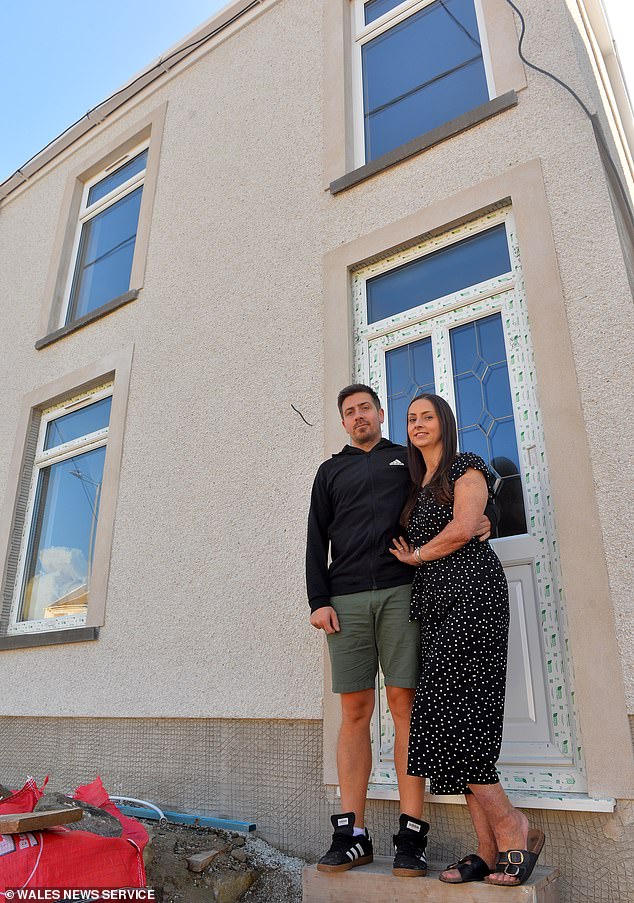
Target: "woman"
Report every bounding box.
[389,393,545,887]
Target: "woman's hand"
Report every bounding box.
[389,536,418,566]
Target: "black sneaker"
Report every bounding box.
[316,812,373,872]
[392,813,429,877]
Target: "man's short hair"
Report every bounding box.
[337,383,382,417]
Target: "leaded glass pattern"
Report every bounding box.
[385,337,435,444]
[451,314,527,537]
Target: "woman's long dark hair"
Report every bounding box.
[400,393,458,528]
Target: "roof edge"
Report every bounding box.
[0,0,267,204]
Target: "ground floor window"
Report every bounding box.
[8,386,112,634]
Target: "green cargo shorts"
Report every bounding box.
[326,584,420,694]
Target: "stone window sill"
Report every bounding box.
[330,91,518,195]
[0,626,99,650]
[35,290,139,350]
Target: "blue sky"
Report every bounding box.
[1,0,633,183]
[0,0,228,181]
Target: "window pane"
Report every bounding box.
[18,446,107,623]
[365,58,489,160]
[87,149,148,206]
[450,313,527,536]
[362,0,488,160]
[365,0,404,25]
[67,186,143,321]
[385,336,435,444]
[44,397,112,451]
[367,224,511,323]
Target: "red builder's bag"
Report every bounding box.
[0,777,148,893]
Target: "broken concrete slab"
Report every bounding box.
[33,793,123,837]
[187,847,228,872]
[210,869,256,903]
[34,792,122,837]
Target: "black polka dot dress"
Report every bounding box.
[406,452,510,795]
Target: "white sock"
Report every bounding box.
[353,826,366,836]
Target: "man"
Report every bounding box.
[306,384,493,877]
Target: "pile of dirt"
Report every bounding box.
[143,821,304,903]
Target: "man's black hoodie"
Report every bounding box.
[306,438,413,612]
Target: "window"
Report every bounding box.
[366,223,510,323]
[62,146,148,326]
[0,350,132,649]
[37,104,167,346]
[385,312,527,537]
[353,0,493,163]
[8,387,113,634]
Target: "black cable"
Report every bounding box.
[502,0,634,231]
[10,0,261,182]
[504,0,593,118]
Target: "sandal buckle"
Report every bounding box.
[508,850,525,865]
[504,863,521,876]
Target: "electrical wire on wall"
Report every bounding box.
[502,0,634,235]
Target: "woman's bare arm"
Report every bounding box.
[390,468,489,565]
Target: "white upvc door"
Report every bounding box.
[352,209,585,794]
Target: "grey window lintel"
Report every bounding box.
[330,91,518,195]
[35,290,140,350]
[0,626,99,650]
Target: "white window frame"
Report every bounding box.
[8,384,113,635]
[351,0,496,167]
[60,142,149,328]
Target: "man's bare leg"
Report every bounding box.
[337,688,375,827]
[385,685,425,818]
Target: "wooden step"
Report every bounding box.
[303,857,560,902]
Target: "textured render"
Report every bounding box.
[562,1,634,712]
[319,0,634,715]
[0,717,632,903]
[0,0,327,719]
[0,0,630,723]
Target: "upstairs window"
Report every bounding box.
[63,146,148,325]
[353,0,492,163]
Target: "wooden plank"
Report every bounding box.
[0,807,83,834]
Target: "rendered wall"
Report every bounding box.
[0,717,632,903]
[0,1,633,898]
[0,0,632,813]
[0,0,327,719]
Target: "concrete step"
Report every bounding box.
[302,857,560,902]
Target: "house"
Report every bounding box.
[0,1,633,899]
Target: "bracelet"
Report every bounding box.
[414,546,423,566]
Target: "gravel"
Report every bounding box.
[241,835,305,903]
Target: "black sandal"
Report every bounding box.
[438,853,491,884]
[484,828,545,886]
